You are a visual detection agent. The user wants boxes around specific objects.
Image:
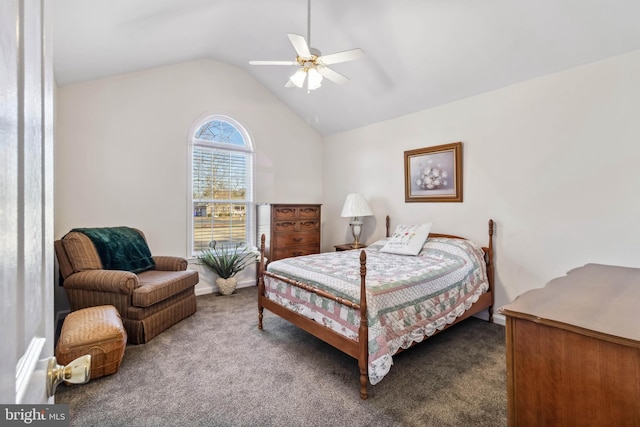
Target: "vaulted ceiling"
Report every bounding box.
[53,0,640,136]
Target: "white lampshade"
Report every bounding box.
[289,68,307,88]
[307,67,323,91]
[340,193,373,218]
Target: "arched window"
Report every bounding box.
[189,116,254,255]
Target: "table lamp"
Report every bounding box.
[340,193,373,248]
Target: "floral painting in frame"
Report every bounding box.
[404,142,463,202]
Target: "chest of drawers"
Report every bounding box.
[256,203,321,262]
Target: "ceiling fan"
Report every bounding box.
[249,0,364,92]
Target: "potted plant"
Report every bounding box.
[197,241,258,295]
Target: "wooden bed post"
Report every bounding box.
[487,219,495,323]
[385,215,390,238]
[258,234,266,330]
[358,250,369,400]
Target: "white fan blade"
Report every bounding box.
[249,60,298,66]
[285,79,295,87]
[287,33,311,58]
[317,66,349,85]
[317,48,364,65]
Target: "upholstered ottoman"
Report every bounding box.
[56,305,127,380]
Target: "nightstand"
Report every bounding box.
[334,243,367,251]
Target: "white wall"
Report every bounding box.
[323,49,640,322]
[55,51,640,316]
[55,59,323,296]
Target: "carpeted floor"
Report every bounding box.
[56,287,507,427]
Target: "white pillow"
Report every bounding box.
[380,223,432,256]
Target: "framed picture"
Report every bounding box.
[404,142,463,202]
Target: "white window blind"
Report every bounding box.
[190,117,254,255]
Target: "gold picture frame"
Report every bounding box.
[404,142,463,202]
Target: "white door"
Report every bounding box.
[0,0,55,404]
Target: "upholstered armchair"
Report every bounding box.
[55,227,199,344]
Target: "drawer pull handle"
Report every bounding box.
[292,237,303,242]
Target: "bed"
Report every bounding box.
[257,216,495,399]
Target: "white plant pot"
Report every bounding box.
[216,277,238,296]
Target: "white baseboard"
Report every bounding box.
[195,278,255,296]
[492,312,506,326]
[195,286,212,296]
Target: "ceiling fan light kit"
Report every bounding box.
[249,0,364,92]
[307,67,323,90]
[289,68,307,88]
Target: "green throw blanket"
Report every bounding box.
[71,226,155,273]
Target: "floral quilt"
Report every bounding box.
[264,237,490,385]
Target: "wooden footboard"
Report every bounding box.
[258,218,495,399]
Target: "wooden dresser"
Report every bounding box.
[256,203,321,262]
[499,264,640,427]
